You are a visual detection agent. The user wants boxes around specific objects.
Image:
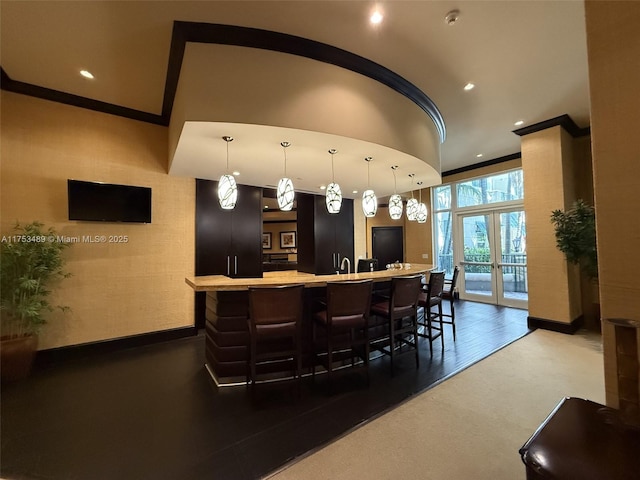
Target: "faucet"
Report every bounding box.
[340,256,351,274]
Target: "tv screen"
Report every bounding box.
[68,180,152,223]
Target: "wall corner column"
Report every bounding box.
[520,125,583,332]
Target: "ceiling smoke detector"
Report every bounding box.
[444,9,460,26]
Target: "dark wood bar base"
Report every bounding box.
[205,291,250,381]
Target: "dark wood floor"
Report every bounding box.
[1,301,529,480]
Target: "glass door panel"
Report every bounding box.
[497,210,528,308]
[457,210,528,308]
[459,214,495,301]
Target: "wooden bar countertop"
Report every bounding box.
[185,263,434,292]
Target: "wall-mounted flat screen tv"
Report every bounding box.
[68,180,152,223]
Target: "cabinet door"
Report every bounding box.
[334,198,354,269]
[196,179,232,276]
[313,195,339,274]
[230,184,263,278]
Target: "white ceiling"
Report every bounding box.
[1,1,591,196]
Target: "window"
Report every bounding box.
[433,185,453,275]
[432,168,524,277]
[456,170,524,208]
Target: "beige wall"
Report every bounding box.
[262,222,297,256]
[363,193,432,267]
[1,92,195,349]
[521,126,582,324]
[585,0,640,412]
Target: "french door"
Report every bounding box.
[456,209,528,308]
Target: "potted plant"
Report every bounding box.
[550,199,598,280]
[1,221,71,381]
[550,199,599,330]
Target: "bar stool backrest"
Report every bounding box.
[390,275,422,317]
[248,284,304,331]
[427,271,446,300]
[326,280,373,326]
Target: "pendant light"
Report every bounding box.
[218,136,238,210]
[406,174,419,221]
[416,181,428,223]
[326,149,342,214]
[361,156,377,217]
[389,165,403,220]
[276,141,295,211]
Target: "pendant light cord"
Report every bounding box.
[392,167,398,193]
[331,153,335,182]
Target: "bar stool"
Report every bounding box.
[246,284,304,399]
[312,279,373,390]
[418,270,445,354]
[441,266,460,341]
[370,275,422,376]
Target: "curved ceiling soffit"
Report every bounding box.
[164,21,446,143]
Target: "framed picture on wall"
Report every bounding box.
[262,233,272,249]
[280,231,296,248]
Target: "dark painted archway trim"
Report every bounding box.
[442,152,522,177]
[0,67,164,125]
[163,22,445,142]
[513,114,590,138]
[1,22,446,143]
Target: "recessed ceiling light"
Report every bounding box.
[514,120,524,126]
[232,171,240,176]
[320,185,326,190]
[444,9,460,26]
[370,10,383,24]
[80,70,94,79]
[352,190,358,194]
[476,153,483,158]
[464,83,475,91]
[264,205,269,209]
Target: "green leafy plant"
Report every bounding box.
[1,221,72,337]
[550,199,598,280]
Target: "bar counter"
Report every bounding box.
[186,264,433,385]
[185,263,434,291]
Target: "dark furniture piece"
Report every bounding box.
[296,192,354,275]
[357,258,379,273]
[312,280,373,390]
[519,397,640,480]
[370,275,422,376]
[418,270,445,354]
[441,266,460,341]
[196,179,263,329]
[262,253,297,272]
[247,284,305,398]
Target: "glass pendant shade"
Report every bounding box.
[326,182,342,214]
[406,198,419,221]
[389,194,403,220]
[277,177,295,211]
[417,202,428,223]
[362,189,377,217]
[218,174,238,210]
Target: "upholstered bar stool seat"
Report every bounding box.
[418,270,445,355]
[312,279,373,391]
[370,275,422,376]
[247,284,305,399]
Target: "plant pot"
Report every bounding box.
[1,334,38,382]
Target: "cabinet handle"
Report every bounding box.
[227,256,230,276]
[332,253,336,269]
[234,256,238,275]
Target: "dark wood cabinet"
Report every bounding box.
[196,179,263,278]
[297,193,354,275]
[195,179,263,328]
